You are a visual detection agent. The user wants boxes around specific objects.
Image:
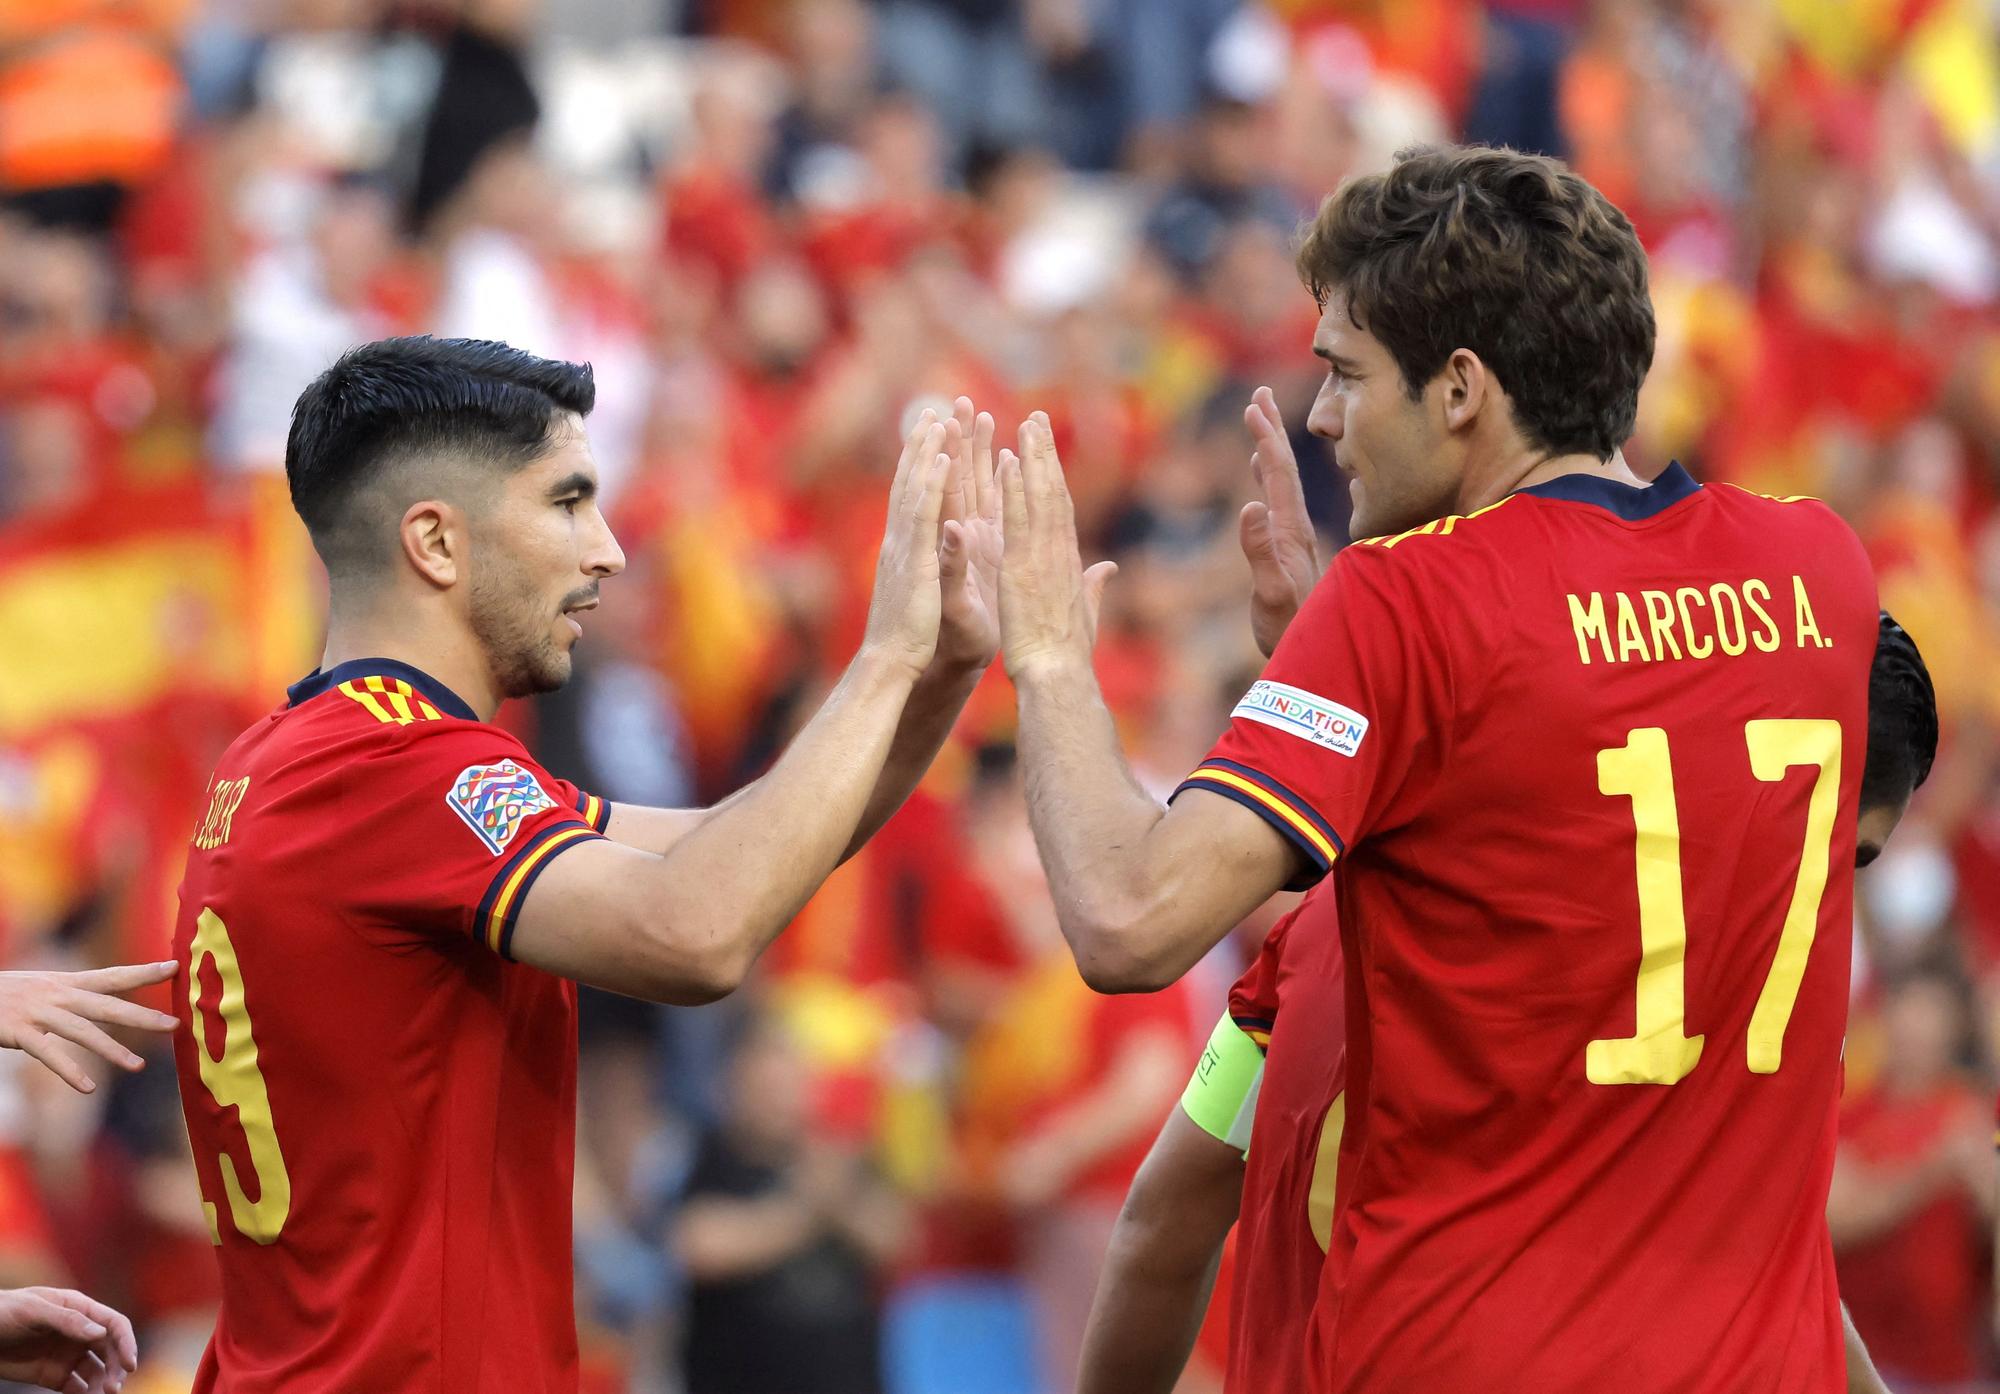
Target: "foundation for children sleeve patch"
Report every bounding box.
[1231,680,1369,758]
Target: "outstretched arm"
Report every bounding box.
[599,402,1003,863]
[998,416,1302,990]
[508,417,957,1003]
[1076,1039,1253,1394]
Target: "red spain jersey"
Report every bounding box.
[170,658,613,1394]
[1223,891,1347,1394]
[1176,466,1876,1393]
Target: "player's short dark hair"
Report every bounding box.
[1294,144,1656,461]
[1863,611,1938,810]
[285,336,595,578]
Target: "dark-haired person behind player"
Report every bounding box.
[170,340,1005,1394]
[996,144,1881,1391]
[1074,607,1938,1394]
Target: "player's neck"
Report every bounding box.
[1461,446,1646,513]
[318,612,503,722]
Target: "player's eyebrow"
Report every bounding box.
[1312,344,1356,370]
[546,471,597,501]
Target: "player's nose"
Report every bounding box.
[584,516,626,579]
[1306,387,1342,442]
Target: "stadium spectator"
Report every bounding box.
[1832,967,1995,1386]
[673,1012,907,1394]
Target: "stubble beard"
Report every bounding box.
[469,570,573,700]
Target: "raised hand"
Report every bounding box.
[860,410,953,681]
[998,411,1117,681]
[0,1287,138,1393]
[934,397,1004,672]
[0,964,177,1094]
[1238,386,1323,657]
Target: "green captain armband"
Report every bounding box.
[1179,1011,1266,1155]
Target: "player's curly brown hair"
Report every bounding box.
[1295,144,1655,462]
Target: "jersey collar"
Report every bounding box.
[1514,460,1700,521]
[286,658,480,721]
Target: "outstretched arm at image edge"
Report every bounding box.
[1076,1108,1246,1394]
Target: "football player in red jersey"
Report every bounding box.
[998,145,1881,1391]
[1075,610,1937,1394]
[171,337,1006,1393]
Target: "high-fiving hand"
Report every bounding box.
[0,963,177,1094]
[1238,385,1322,657]
[0,1287,138,1393]
[934,397,1004,672]
[997,412,1118,682]
[860,411,953,681]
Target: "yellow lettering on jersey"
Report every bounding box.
[1709,583,1748,655]
[1590,721,1842,1089]
[189,907,293,1244]
[1589,728,1705,1086]
[1640,590,1683,661]
[1742,579,1782,653]
[193,776,251,851]
[1567,592,1614,664]
[1613,592,1652,663]
[1567,580,1832,665]
[1792,575,1828,649]
[1744,720,1840,1073]
[1674,587,1714,659]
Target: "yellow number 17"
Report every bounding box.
[1588,719,1841,1087]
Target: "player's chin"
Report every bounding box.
[1345,478,1378,540]
[525,641,574,695]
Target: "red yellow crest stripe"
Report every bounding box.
[338,676,443,725]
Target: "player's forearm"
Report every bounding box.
[1842,1302,1889,1394]
[1014,656,1200,991]
[1077,1242,1223,1394]
[641,650,917,991]
[843,658,986,860]
[602,633,982,871]
[1076,1112,1243,1394]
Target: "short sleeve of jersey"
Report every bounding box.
[1173,542,1455,887]
[1227,909,1298,1051]
[346,723,612,958]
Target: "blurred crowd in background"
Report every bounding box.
[0,0,1997,1390]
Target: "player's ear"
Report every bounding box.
[400,499,462,589]
[1437,347,1489,435]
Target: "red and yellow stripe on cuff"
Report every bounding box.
[1174,759,1342,874]
[478,822,601,955]
[576,792,609,832]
